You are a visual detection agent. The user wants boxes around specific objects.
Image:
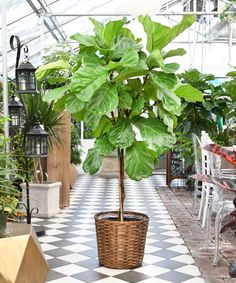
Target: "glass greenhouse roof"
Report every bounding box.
[1,0,236,77]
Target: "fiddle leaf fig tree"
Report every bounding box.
[37,15,202,221]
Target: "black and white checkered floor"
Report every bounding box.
[32,175,205,283]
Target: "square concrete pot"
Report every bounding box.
[20,182,62,218]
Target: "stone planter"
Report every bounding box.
[70,163,79,188]
[20,182,61,218]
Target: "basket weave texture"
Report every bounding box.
[95,211,149,269]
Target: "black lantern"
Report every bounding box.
[26,122,49,157]
[10,35,37,94]
[16,60,37,94]
[8,95,23,128]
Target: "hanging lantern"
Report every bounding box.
[16,60,37,94]
[26,122,49,158]
[8,95,23,128]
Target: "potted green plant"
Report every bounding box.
[36,15,203,268]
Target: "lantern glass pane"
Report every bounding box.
[28,72,36,90]
[18,73,27,91]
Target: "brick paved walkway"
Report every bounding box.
[157,186,236,283]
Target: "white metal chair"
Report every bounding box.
[205,151,236,266]
[197,131,213,228]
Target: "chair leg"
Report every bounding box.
[192,181,198,213]
[198,187,205,220]
[213,206,225,266]
[202,187,210,228]
[205,202,214,247]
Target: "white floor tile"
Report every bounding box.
[53,264,88,276]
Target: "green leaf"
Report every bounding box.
[143,79,157,100]
[125,141,155,181]
[84,110,102,130]
[175,84,203,102]
[43,84,71,103]
[82,56,105,67]
[156,87,181,114]
[103,19,126,47]
[114,62,148,83]
[226,71,236,77]
[130,97,145,118]
[72,66,109,102]
[158,106,177,133]
[108,119,135,148]
[120,48,139,66]
[36,60,71,81]
[139,15,195,52]
[118,91,133,109]
[47,77,68,85]
[163,48,186,59]
[152,72,177,90]
[110,36,142,60]
[89,17,104,46]
[108,49,139,70]
[65,95,85,113]
[53,95,69,112]
[83,148,103,174]
[147,50,179,72]
[95,135,114,155]
[88,83,118,115]
[93,116,113,138]
[133,117,176,151]
[72,109,86,122]
[70,32,97,47]
[161,63,180,73]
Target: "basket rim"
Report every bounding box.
[94,210,149,223]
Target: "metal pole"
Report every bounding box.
[49,11,236,17]
[1,0,9,150]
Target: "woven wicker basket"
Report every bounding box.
[95,211,149,269]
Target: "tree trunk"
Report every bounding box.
[118,148,125,222]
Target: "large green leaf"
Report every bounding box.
[139,15,195,52]
[133,117,176,151]
[89,17,104,46]
[147,49,180,73]
[125,141,155,181]
[72,66,109,102]
[70,33,97,47]
[158,106,177,133]
[175,84,203,102]
[43,84,71,103]
[88,83,118,115]
[65,95,84,113]
[108,119,135,148]
[95,135,114,155]
[110,36,142,60]
[93,116,113,138]
[84,110,102,130]
[36,60,71,81]
[103,19,126,47]
[130,97,145,118]
[152,72,177,90]
[156,87,181,114]
[118,91,133,110]
[108,49,139,70]
[163,48,186,59]
[83,148,103,174]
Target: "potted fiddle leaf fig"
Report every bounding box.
[36,15,203,269]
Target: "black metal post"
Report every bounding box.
[25,157,31,224]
